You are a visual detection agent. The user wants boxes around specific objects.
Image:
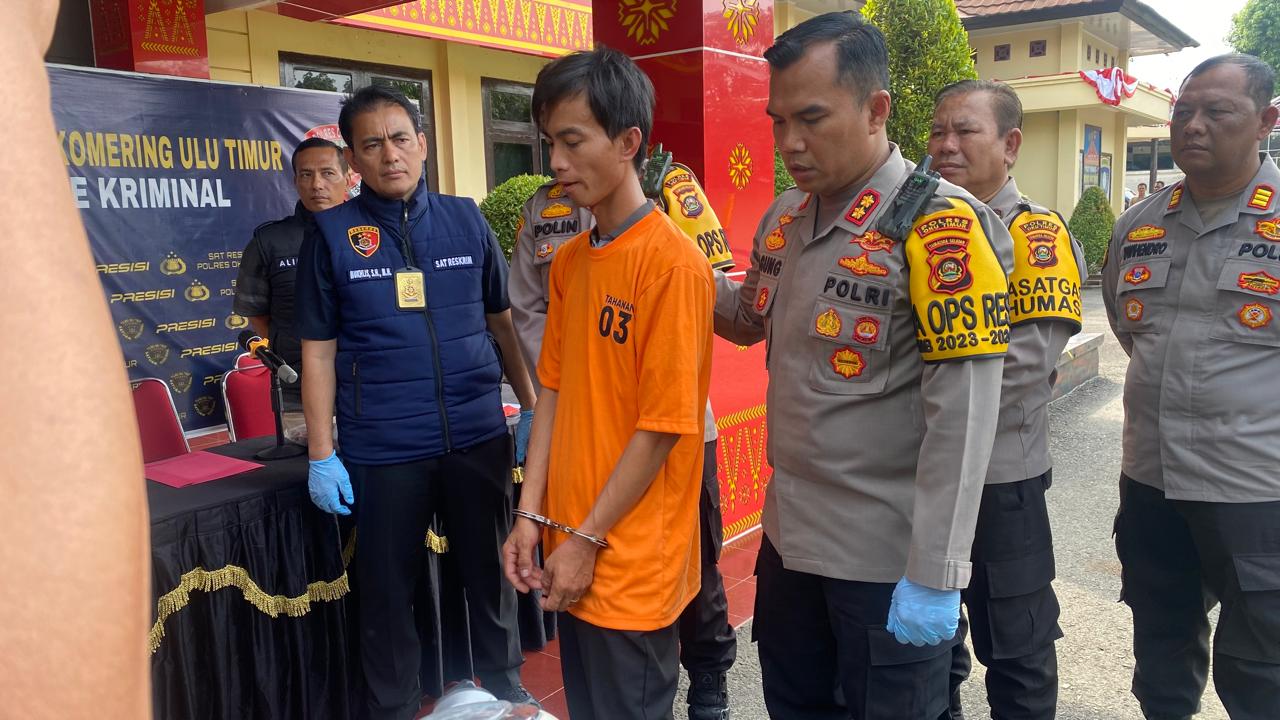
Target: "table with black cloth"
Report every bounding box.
[147,436,552,720]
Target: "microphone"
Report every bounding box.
[237,330,299,384]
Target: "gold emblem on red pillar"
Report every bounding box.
[729,144,753,190]
[723,0,760,46]
[618,0,677,46]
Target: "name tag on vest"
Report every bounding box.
[350,267,393,281]
[433,255,475,270]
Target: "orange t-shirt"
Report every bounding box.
[537,207,715,631]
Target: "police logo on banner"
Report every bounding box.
[118,318,145,341]
[161,252,187,275]
[194,395,217,417]
[185,279,210,302]
[225,313,249,329]
[169,371,192,394]
[145,343,170,366]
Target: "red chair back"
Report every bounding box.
[131,378,189,463]
[222,365,274,441]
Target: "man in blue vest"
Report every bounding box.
[295,85,538,719]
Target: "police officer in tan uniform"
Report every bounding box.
[714,13,1013,718]
[1102,54,1280,720]
[927,80,1084,720]
[508,164,738,719]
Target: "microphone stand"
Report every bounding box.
[255,365,306,460]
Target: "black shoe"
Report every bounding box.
[493,684,542,710]
[687,672,730,720]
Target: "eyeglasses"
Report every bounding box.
[513,509,609,548]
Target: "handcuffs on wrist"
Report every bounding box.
[513,509,609,548]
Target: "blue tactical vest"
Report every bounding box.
[312,179,506,465]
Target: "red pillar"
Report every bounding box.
[90,0,210,79]
[595,1,776,540]
[594,0,774,260]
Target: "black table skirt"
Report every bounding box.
[149,438,351,720]
[147,438,554,720]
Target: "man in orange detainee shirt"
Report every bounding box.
[502,47,716,720]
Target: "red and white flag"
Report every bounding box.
[1079,67,1139,106]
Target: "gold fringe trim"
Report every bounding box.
[342,529,357,568]
[512,466,525,484]
[149,565,350,654]
[344,528,450,559]
[715,403,767,431]
[425,530,449,554]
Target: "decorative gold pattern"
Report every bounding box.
[722,0,760,46]
[346,0,592,55]
[150,565,349,654]
[728,143,753,190]
[715,403,770,538]
[617,0,676,46]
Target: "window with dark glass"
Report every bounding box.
[279,55,439,191]
[482,78,549,190]
[1126,140,1175,172]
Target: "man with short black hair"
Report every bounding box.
[1103,53,1280,720]
[715,12,1014,718]
[503,47,716,720]
[509,159,737,719]
[234,137,348,437]
[296,85,538,719]
[928,78,1083,720]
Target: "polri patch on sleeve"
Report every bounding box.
[906,198,1010,362]
[1006,210,1082,329]
[661,163,735,270]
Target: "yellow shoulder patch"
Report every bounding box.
[661,163,734,270]
[1006,210,1083,329]
[906,198,1010,362]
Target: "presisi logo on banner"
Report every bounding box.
[53,65,347,432]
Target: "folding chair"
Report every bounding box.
[131,378,190,463]
[221,364,274,442]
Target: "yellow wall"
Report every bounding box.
[205,9,548,201]
[1013,111,1059,210]
[774,2,819,36]
[972,26,1064,80]
[1081,30,1120,70]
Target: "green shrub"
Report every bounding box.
[1068,186,1115,274]
[480,174,552,260]
[862,0,978,163]
[774,147,794,196]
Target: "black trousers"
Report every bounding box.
[678,440,737,677]
[949,472,1061,720]
[1114,475,1280,720]
[347,434,522,720]
[559,611,680,720]
[754,534,958,719]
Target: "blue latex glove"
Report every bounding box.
[515,409,534,465]
[885,576,961,646]
[308,451,354,516]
